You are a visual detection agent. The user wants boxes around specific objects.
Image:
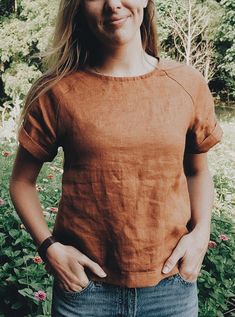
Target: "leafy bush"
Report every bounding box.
[198,210,235,316]
[0,145,63,317]
[0,0,58,101]
[214,0,235,100]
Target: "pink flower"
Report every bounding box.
[208,240,217,248]
[47,173,54,179]
[0,198,5,206]
[34,290,47,301]
[218,234,229,241]
[49,207,58,213]
[2,151,11,157]
[33,256,43,264]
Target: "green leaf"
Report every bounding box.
[18,287,33,297]
[11,301,23,310]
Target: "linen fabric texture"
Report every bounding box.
[18,57,223,288]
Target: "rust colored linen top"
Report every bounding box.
[18,57,223,287]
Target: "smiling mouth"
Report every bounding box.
[104,16,130,27]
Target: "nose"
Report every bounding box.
[104,0,122,11]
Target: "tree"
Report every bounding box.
[155,0,217,82]
[0,0,58,103]
[0,0,58,142]
[0,0,16,16]
[214,0,235,101]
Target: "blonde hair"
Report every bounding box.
[17,0,160,135]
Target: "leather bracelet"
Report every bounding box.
[37,236,57,262]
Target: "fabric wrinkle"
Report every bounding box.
[17,57,223,288]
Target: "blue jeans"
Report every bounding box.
[51,273,198,317]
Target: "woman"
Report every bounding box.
[9,0,223,316]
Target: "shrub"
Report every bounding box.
[0,144,63,316]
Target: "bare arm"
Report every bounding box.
[183,152,214,242]
[9,145,52,246]
[162,152,214,278]
[9,145,107,291]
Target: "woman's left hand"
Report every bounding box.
[162,228,210,282]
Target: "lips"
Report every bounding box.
[105,15,130,25]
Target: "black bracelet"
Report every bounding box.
[37,236,57,262]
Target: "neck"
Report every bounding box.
[88,33,158,76]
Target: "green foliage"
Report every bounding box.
[0,145,63,316]
[155,0,235,98]
[198,211,235,316]
[214,0,235,100]
[0,0,234,146]
[155,0,185,56]
[0,0,234,108]
[2,62,41,101]
[0,0,15,17]
[0,2,235,314]
[0,0,58,104]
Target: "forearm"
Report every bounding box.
[9,180,52,247]
[186,169,214,242]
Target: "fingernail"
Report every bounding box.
[100,271,107,277]
[162,266,170,274]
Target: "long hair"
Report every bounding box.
[17,0,160,135]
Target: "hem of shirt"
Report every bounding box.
[18,126,54,162]
[86,264,181,288]
[186,120,223,154]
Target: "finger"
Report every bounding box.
[179,259,202,281]
[48,255,86,290]
[67,246,107,278]
[162,244,186,274]
[179,265,196,280]
[68,261,90,288]
[54,259,89,290]
[63,280,83,293]
[78,254,107,278]
[57,266,87,292]
[58,280,78,292]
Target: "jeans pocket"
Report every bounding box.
[54,278,94,299]
[176,273,197,285]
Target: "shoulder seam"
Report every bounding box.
[159,58,186,71]
[162,69,195,107]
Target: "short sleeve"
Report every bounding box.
[185,76,223,154]
[17,90,60,162]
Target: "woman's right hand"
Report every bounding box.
[44,242,107,292]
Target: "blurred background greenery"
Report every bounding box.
[0,0,234,316]
[0,0,234,140]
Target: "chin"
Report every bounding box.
[101,30,137,46]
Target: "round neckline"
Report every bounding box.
[80,57,163,81]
